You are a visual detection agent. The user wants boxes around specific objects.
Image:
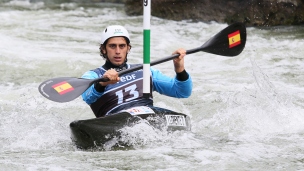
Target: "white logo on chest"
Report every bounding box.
[120,74,136,82]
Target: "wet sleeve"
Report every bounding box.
[81,71,104,105]
[151,67,192,98]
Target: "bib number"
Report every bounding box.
[115,84,139,104]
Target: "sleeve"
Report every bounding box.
[81,71,104,105]
[150,67,192,98]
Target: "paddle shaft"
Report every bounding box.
[94,46,203,83]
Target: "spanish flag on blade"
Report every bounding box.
[52,81,74,95]
[228,30,241,48]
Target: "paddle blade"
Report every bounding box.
[200,22,247,57]
[38,77,94,103]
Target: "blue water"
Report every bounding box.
[1,1,304,170]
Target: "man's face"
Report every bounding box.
[103,37,130,66]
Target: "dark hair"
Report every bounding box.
[99,37,131,59]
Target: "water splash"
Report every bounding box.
[101,116,200,151]
[0,85,73,152]
[198,57,304,140]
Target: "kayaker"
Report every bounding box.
[81,25,192,117]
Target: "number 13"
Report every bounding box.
[115,84,139,104]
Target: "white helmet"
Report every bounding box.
[100,25,130,44]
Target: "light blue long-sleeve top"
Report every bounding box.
[81,67,192,105]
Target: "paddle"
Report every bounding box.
[38,22,246,103]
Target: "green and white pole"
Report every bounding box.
[143,0,151,98]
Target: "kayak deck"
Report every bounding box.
[69,106,191,150]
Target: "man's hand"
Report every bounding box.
[172,48,186,73]
[98,69,120,86]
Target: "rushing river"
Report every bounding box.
[1,1,304,170]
